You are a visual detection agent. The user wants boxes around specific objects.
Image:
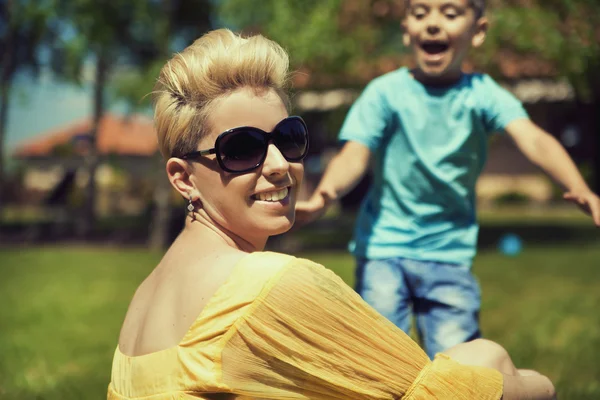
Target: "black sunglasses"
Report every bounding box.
[181,116,309,173]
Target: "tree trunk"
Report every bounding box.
[148,0,175,249]
[0,0,15,221]
[149,154,172,250]
[77,52,108,239]
[593,99,600,193]
[0,79,10,220]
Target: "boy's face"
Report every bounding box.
[403,0,487,81]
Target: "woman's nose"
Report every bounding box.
[262,143,289,176]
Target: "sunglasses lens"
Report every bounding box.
[274,118,308,160]
[219,130,266,172]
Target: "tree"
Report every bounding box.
[478,0,600,191]
[219,0,600,190]
[110,0,214,249]
[217,0,409,88]
[53,0,181,238]
[0,0,56,218]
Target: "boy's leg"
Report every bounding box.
[404,259,481,358]
[355,257,412,334]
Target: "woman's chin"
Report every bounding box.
[262,216,295,237]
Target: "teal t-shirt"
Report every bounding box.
[339,67,528,265]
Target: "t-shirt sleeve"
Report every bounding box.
[480,75,529,134]
[220,258,503,399]
[338,79,392,150]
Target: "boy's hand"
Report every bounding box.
[563,189,600,226]
[295,192,333,227]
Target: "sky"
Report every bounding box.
[6,77,92,151]
[5,65,133,155]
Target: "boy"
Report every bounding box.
[296,0,600,359]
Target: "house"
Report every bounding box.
[14,113,158,164]
[13,113,164,215]
[13,112,321,210]
[14,80,593,215]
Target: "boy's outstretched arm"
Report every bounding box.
[505,119,600,226]
[295,141,372,225]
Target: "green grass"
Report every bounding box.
[1,244,600,399]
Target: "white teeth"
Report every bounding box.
[256,187,289,202]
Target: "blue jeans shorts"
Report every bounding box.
[355,256,481,359]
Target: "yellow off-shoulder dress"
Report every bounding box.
[108,252,503,399]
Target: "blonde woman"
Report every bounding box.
[107,29,555,400]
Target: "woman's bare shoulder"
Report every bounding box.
[117,249,249,356]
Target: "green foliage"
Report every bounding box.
[493,191,532,206]
[217,0,407,87]
[1,0,60,213]
[484,7,565,60]
[1,0,58,74]
[110,60,164,112]
[481,0,600,99]
[107,1,214,111]
[217,0,600,98]
[51,0,210,87]
[51,0,168,83]
[220,0,350,71]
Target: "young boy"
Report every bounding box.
[296,0,600,359]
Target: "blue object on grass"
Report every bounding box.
[498,233,523,256]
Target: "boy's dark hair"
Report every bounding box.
[404,0,486,19]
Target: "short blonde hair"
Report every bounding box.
[153,29,291,158]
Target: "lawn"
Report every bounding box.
[1,243,599,399]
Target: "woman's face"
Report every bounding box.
[190,88,304,244]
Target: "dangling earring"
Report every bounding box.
[187,197,196,221]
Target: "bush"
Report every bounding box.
[493,191,531,206]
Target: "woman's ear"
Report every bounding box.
[471,17,488,48]
[166,157,198,200]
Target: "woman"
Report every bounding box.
[108,29,555,400]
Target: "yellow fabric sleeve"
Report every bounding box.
[404,354,503,399]
[220,257,503,399]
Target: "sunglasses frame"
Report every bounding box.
[181,116,309,173]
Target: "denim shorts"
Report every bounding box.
[355,256,481,359]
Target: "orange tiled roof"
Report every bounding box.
[14,114,158,158]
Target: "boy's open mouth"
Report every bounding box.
[420,41,449,54]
